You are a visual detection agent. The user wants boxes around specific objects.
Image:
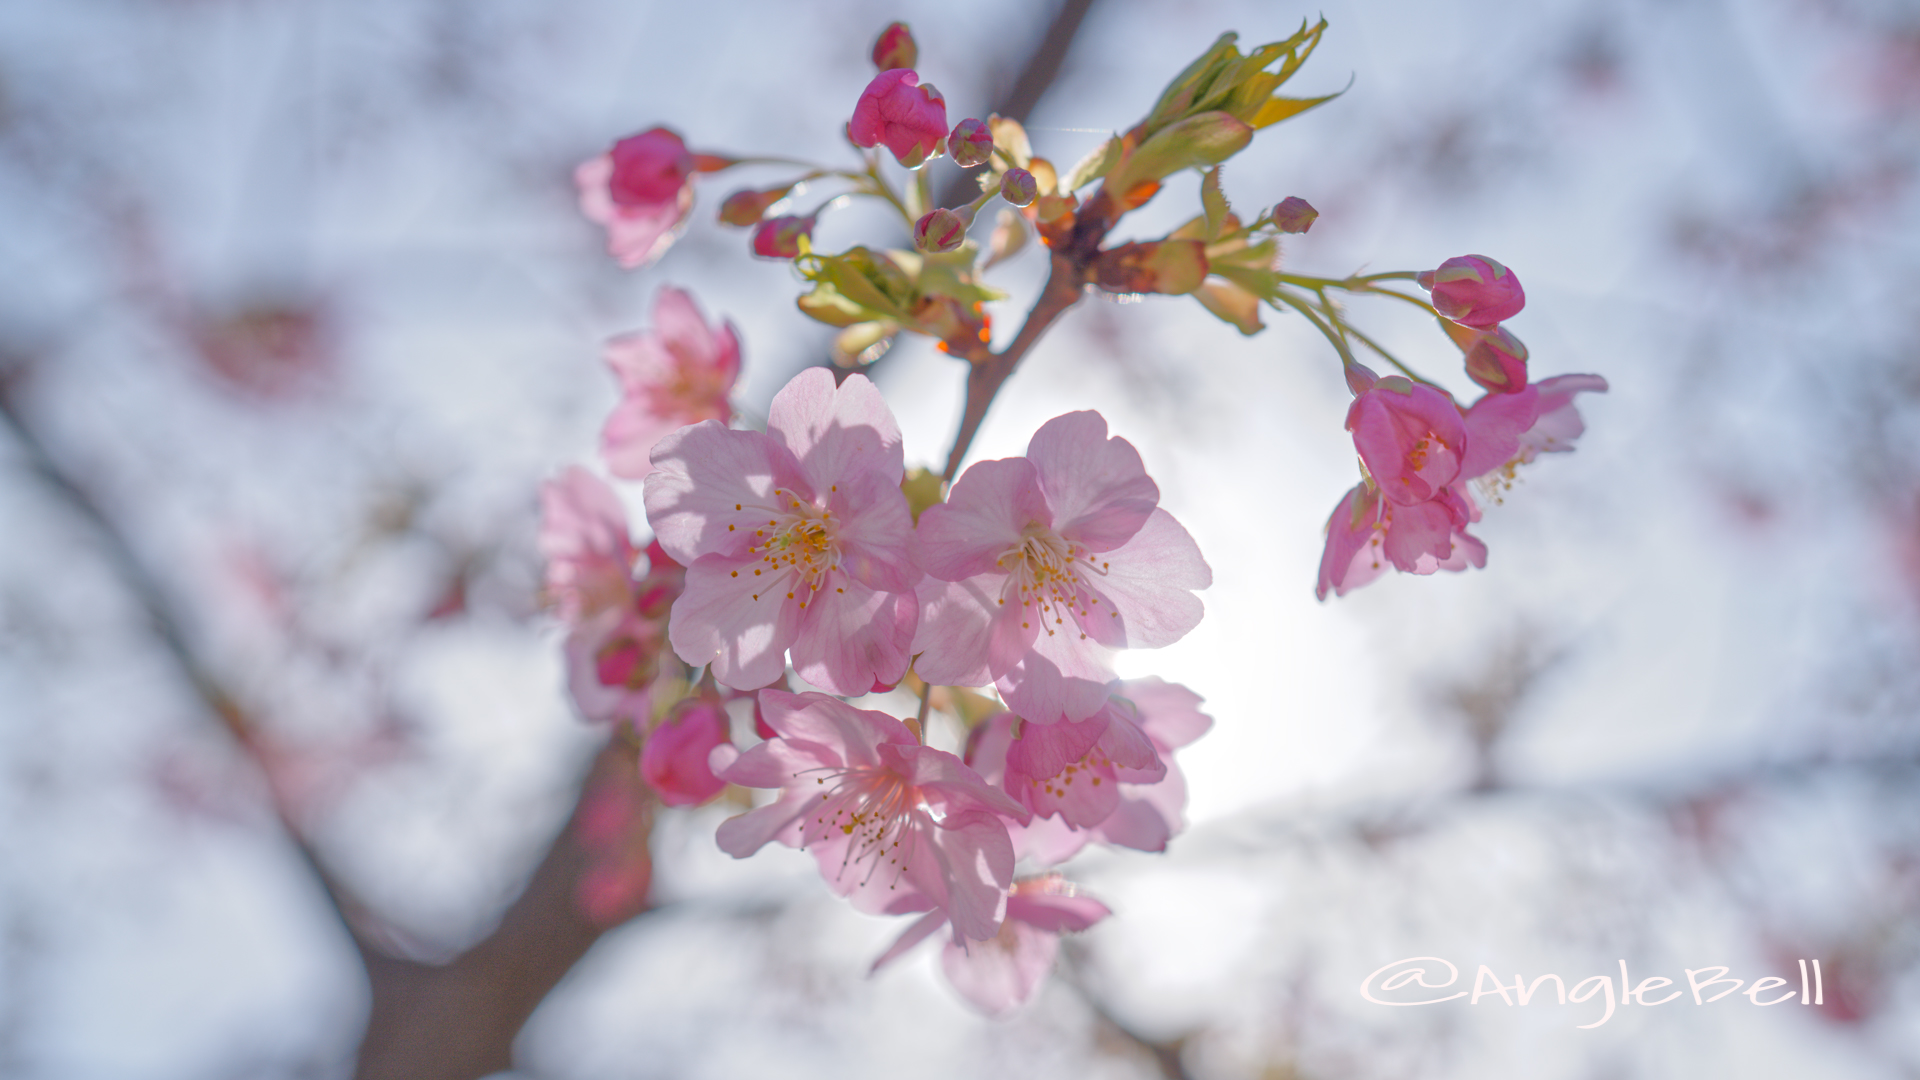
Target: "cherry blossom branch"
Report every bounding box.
[0,368,658,1080]
[941,250,1085,480]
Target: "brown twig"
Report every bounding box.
[0,368,652,1080]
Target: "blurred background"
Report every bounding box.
[1,0,1917,1077]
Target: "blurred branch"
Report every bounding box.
[0,368,653,1080]
[932,0,1100,213]
[1060,940,1195,1080]
[0,370,385,950]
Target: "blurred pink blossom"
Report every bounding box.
[872,873,1111,1014]
[576,128,697,269]
[641,701,729,807]
[601,288,741,480]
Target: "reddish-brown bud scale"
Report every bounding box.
[1272,196,1318,234]
[871,22,917,71]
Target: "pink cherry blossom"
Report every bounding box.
[1315,480,1487,601]
[1518,373,1608,461]
[576,128,697,269]
[912,412,1211,724]
[1465,374,1609,499]
[539,466,639,625]
[601,288,741,480]
[643,368,920,694]
[871,874,1111,1014]
[967,678,1213,865]
[850,69,948,167]
[1346,373,1467,507]
[710,691,1030,941]
[1417,254,1525,328]
[640,700,729,807]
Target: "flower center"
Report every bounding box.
[801,764,923,890]
[996,527,1110,639]
[744,490,841,605]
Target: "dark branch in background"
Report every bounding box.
[932,0,1099,214]
[0,367,650,1080]
[830,0,1100,385]
[0,6,1109,1077]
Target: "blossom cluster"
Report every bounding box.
[537,15,1603,1015]
[1317,257,1608,599]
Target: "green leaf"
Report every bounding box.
[1059,135,1122,193]
[1105,111,1253,193]
[1251,90,1344,130]
[1194,279,1265,335]
[1200,166,1230,240]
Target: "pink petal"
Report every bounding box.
[756,690,914,769]
[766,369,904,497]
[1097,711,1165,780]
[940,921,1057,1014]
[910,575,1000,687]
[643,422,804,564]
[667,554,802,690]
[1458,386,1542,479]
[1085,508,1210,648]
[1025,411,1159,552]
[788,580,916,696]
[915,457,1049,581]
[914,809,1015,942]
[1120,677,1213,751]
[994,623,1115,724]
[870,908,949,973]
[826,469,919,593]
[881,742,1030,823]
[714,790,815,857]
[1007,713,1108,778]
[1006,891,1111,933]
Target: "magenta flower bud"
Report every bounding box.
[641,701,729,807]
[871,21,917,71]
[948,118,993,169]
[850,68,948,168]
[1462,325,1530,393]
[751,215,814,259]
[1000,168,1038,207]
[914,207,967,253]
[1417,255,1525,328]
[1272,196,1318,234]
[607,128,696,207]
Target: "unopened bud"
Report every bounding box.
[718,187,787,227]
[913,207,967,253]
[948,118,993,168]
[1272,196,1318,234]
[752,215,814,259]
[871,22,917,71]
[1461,325,1530,393]
[1000,168,1038,207]
[1419,254,1525,328]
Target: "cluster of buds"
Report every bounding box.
[554,14,1602,1013]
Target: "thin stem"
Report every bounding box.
[1269,287,1359,369]
[915,681,934,745]
[1341,322,1443,387]
[1361,287,1441,319]
[941,252,1085,481]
